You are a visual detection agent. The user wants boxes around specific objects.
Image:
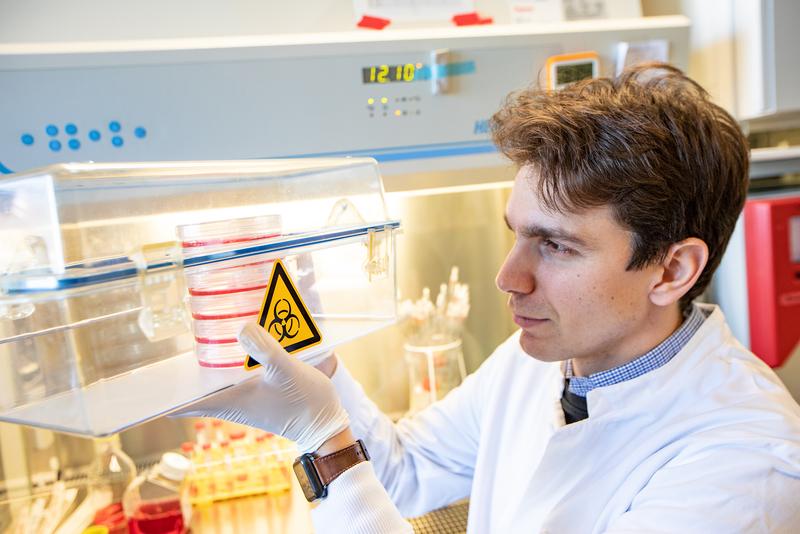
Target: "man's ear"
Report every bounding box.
[649,238,709,307]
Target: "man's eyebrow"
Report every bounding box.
[503,213,590,248]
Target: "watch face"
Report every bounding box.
[293,458,316,501]
[293,455,324,501]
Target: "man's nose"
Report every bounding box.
[496,245,535,295]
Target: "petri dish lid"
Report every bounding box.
[177,214,282,249]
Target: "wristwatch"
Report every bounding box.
[293,439,370,502]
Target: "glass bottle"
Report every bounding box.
[123,452,192,534]
[87,435,137,534]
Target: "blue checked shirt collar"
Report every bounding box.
[565,304,709,397]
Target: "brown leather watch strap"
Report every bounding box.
[313,439,370,487]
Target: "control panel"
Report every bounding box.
[0,18,689,175]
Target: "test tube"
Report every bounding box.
[212,420,225,444]
[194,421,208,448]
[268,436,291,493]
[180,441,195,460]
[229,430,247,458]
[219,440,234,498]
[229,431,249,496]
[254,433,270,492]
[200,442,215,503]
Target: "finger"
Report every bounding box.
[168,383,234,418]
[169,398,221,418]
[238,322,296,372]
[169,377,260,418]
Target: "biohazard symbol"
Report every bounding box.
[268,299,300,341]
[244,259,323,370]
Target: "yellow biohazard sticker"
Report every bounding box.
[244,259,323,370]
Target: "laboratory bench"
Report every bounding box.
[190,478,468,534]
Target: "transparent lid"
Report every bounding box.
[0,221,399,296]
[0,158,388,279]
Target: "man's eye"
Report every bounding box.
[542,239,573,255]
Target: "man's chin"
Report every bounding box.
[518,331,565,363]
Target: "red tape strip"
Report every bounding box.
[358,15,391,30]
[452,12,493,26]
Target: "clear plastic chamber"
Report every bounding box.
[0,159,398,436]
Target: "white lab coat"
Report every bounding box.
[319,304,800,533]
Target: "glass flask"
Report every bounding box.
[405,337,467,414]
[87,435,137,534]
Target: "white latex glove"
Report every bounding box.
[173,322,350,454]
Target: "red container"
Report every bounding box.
[128,499,185,534]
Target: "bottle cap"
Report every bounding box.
[159,452,191,481]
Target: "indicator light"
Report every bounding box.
[380,97,388,104]
[394,110,402,116]
[367,98,375,105]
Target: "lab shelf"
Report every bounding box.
[750,146,800,179]
[0,316,394,437]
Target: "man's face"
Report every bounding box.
[496,167,663,372]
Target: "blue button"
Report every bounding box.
[134,127,147,139]
[46,124,58,136]
[49,140,62,152]
[21,134,34,146]
[89,130,101,141]
[112,136,124,147]
[109,121,121,132]
[68,139,81,150]
[65,123,78,135]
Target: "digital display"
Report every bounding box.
[362,64,417,84]
[556,62,595,85]
[790,215,800,263]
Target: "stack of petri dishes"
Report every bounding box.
[178,215,282,368]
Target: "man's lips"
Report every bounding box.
[512,313,549,328]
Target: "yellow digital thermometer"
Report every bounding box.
[545,51,600,90]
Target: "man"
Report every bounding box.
[179,63,800,533]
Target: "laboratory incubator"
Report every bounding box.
[0,158,399,437]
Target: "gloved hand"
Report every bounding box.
[173,322,350,454]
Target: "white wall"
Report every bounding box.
[0,0,518,43]
[643,0,737,113]
[0,0,358,43]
